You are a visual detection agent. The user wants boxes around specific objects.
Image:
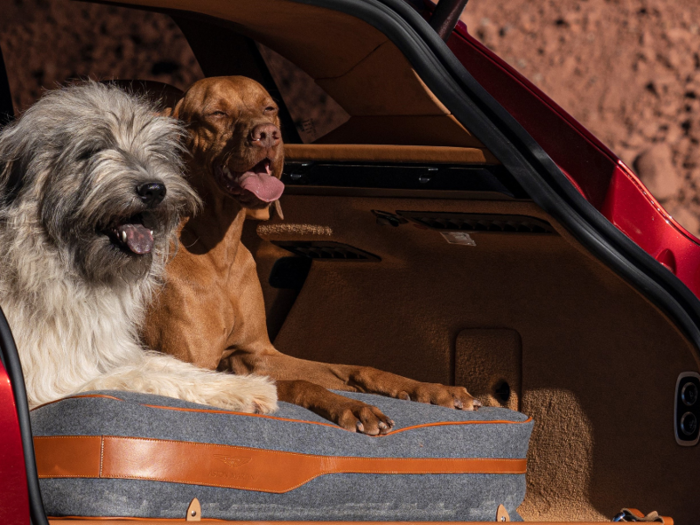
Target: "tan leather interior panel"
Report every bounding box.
[284,144,497,164]
[120,0,388,79]
[34,436,102,479]
[35,435,526,493]
[107,0,490,150]
[315,42,449,116]
[315,115,486,148]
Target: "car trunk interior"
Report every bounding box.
[243,180,700,522]
[31,0,700,522]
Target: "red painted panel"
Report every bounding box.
[448,28,618,208]
[448,24,700,298]
[603,163,700,294]
[0,361,30,524]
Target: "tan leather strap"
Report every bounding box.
[184,498,200,522]
[496,504,510,522]
[35,435,526,494]
[284,144,499,164]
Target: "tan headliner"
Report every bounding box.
[105,0,489,150]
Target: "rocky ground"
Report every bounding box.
[461,0,700,234]
[1,0,699,234]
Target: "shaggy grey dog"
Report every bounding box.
[0,82,277,412]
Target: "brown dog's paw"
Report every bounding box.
[333,398,395,436]
[397,384,481,411]
[276,380,394,436]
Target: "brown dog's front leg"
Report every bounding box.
[229,353,481,411]
[348,367,482,411]
[276,380,394,436]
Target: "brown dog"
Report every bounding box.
[143,76,480,435]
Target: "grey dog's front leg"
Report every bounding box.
[80,352,278,413]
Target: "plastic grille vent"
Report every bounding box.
[398,212,554,234]
[272,241,380,261]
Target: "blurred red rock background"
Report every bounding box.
[461,0,700,236]
[1,0,699,235]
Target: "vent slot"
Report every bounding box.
[398,212,554,234]
[272,241,380,261]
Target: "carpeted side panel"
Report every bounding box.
[245,195,700,522]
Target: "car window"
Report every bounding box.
[257,44,350,144]
[0,0,203,114]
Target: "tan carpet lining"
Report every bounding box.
[244,194,699,522]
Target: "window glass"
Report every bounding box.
[0,0,202,113]
[258,44,349,143]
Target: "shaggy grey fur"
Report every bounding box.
[0,82,196,284]
[0,82,278,412]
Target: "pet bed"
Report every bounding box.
[31,390,533,521]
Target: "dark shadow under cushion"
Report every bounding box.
[31,390,533,521]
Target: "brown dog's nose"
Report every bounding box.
[250,123,280,149]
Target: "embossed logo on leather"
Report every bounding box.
[210,454,257,481]
[213,455,252,468]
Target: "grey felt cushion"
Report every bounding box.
[32,390,533,521]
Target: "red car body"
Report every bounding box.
[449,21,700,296]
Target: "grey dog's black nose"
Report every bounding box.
[137,182,166,207]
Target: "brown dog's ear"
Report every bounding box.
[158,107,174,118]
[169,97,185,119]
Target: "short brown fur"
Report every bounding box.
[143,76,478,435]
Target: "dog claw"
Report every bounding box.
[356,421,365,433]
[378,421,388,430]
[472,399,482,410]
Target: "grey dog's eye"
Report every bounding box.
[210,110,227,117]
[78,148,102,161]
[264,106,277,113]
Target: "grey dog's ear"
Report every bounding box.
[0,158,26,205]
[0,130,28,205]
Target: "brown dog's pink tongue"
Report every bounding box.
[239,173,285,203]
[120,224,154,255]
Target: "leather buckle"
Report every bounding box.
[186,497,201,521]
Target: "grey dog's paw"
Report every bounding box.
[204,373,279,414]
